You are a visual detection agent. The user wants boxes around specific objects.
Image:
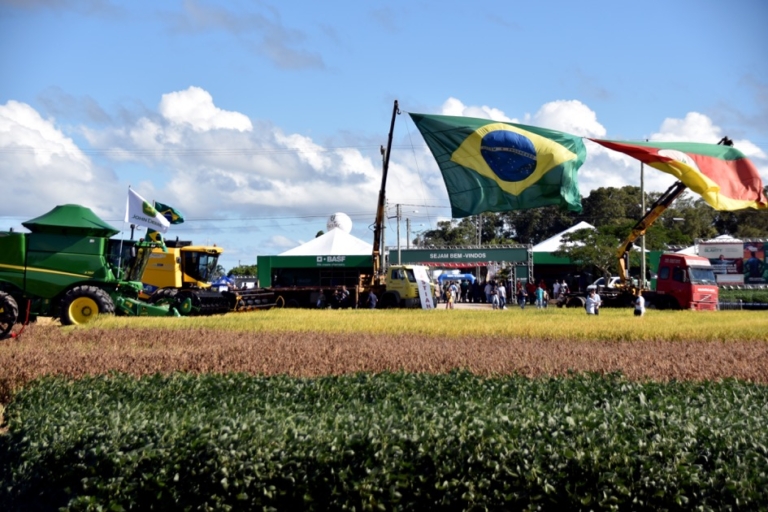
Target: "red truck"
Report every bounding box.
[559,252,719,310]
[649,253,718,310]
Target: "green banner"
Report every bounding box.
[393,248,529,265]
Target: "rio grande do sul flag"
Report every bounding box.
[590,139,767,210]
[124,188,170,233]
[409,113,586,217]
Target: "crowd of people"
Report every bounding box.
[437,277,570,310]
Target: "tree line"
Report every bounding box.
[417,185,768,248]
[416,185,768,279]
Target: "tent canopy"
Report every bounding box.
[280,228,373,256]
[532,221,595,253]
[22,204,119,237]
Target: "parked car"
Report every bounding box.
[587,276,621,291]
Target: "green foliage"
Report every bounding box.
[2,373,767,511]
[718,288,768,304]
[228,264,258,276]
[554,226,628,277]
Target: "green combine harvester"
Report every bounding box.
[0,204,181,338]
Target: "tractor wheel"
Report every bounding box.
[0,291,19,339]
[60,286,115,326]
[286,299,301,308]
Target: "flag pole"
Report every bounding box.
[640,158,645,288]
[118,186,130,278]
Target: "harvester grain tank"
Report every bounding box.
[0,204,178,338]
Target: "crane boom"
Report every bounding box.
[371,100,399,285]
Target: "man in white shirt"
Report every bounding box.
[634,292,645,317]
[586,290,601,315]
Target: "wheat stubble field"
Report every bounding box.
[2,307,766,403]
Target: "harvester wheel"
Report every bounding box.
[60,286,115,326]
[0,291,19,339]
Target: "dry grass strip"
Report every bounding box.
[2,323,767,404]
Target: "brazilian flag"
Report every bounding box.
[146,228,168,252]
[409,113,586,216]
[154,201,185,225]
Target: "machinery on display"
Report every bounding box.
[140,240,275,315]
[367,99,435,309]
[0,204,180,339]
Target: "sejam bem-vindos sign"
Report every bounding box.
[391,248,529,266]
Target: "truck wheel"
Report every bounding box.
[60,286,115,326]
[566,296,586,308]
[380,292,399,309]
[0,291,19,339]
[286,299,300,308]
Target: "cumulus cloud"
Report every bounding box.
[0,100,122,223]
[159,87,252,132]
[71,86,449,260]
[440,97,514,122]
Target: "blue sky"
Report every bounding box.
[2,0,767,271]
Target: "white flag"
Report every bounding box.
[124,188,170,233]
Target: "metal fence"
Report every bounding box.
[718,301,768,311]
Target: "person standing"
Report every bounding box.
[585,290,600,315]
[366,290,378,309]
[498,281,507,309]
[517,284,527,309]
[445,283,455,309]
[552,280,561,300]
[634,291,645,317]
[484,280,493,304]
[535,285,545,309]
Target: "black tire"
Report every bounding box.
[0,291,19,339]
[148,287,179,306]
[286,299,301,308]
[566,296,586,308]
[60,285,115,326]
[380,292,400,309]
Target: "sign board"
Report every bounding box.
[393,247,529,266]
[743,242,767,284]
[697,241,768,285]
[412,265,435,310]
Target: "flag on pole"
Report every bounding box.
[145,229,169,252]
[590,139,767,210]
[125,188,170,233]
[154,201,185,225]
[409,113,586,216]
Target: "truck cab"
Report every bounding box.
[379,264,436,309]
[653,254,718,310]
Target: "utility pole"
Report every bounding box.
[406,217,411,250]
[396,203,402,265]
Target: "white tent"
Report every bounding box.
[532,221,595,253]
[279,228,373,256]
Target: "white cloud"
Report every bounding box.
[530,100,606,138]
[440,97,514,122]
[0,100,121,222]
[158,86,252,132]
